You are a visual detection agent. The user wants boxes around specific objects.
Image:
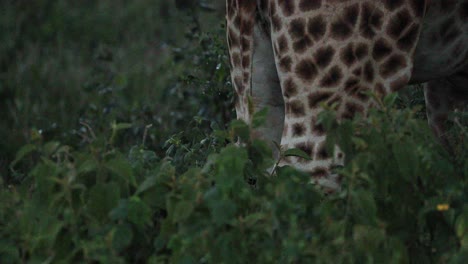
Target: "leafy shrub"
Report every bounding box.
[1,95,467,263]
[0,0,231,182]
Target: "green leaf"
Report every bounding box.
[383,93,398,107]
[109,199,129,221]
[135,175,157,195]
[336,120,353,155]
[105,156,136,187]
[11,144,37,168]
[353,225,384,252]
[455,208,468,238]
[0,239,20,263]
[283,148,312,160]
[250,139,274,170]
[243,213,267,228]
[247,96,255,116]
[386,238,409,263]
[392,140,417,181]
[350,189,377,225]
[87,182,120,221]
[43,141,61,156]
[112,224,133,251]
[214,146,248,192]
[77,158,99,175]
[461,234,468,250]
[230,119,250,142]
[203,186,220,207]
[153,236,167,252]
[172,201,194,223]
[352,137,368,150]
[112,122,133,130]
[30,161,59,197]
[211,199,236,225]
[316,110,336,131]
[128,197,151,228]
[252,108,268,128]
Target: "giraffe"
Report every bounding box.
[226,0,468,191]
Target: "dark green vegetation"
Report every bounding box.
[1,1,467,263]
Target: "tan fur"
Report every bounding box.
[227,0,468,190]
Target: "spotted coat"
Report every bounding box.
[226,0,468,190]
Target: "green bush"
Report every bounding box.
[2,97,467,263]
[0,0,231,180]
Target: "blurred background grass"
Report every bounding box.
[0,0,231,180]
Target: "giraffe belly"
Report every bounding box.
[410,0,468,84]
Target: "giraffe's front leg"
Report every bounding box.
[251,24,285,160]
[226,1,284,160]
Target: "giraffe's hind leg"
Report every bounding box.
[251,23,284,159]
[424,66,468,150]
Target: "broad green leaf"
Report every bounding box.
[153,236,166,254]
[230,119,250,142]
[455,208,468,238]
[461,235,468,250]
[135,175,157,195]
[283,148,312,160]
[210,199,236,225]
[105,156,136,187]
[203,186,220,207]
[316,110,336,131]
[214,146,248,192]
[43,141,61,156]
[112,122,133,130]
[243,213,267,228]
[112,224,133,251]
[247,96,255,116]
[128,197,151,228]
[392,140,417,181]
[386,238,409,263]
[352,137,368,150]
[11,144,37,168]
[325,129,337,157]
[336,120,353,155]
[353,225,384,251]
[383,93,398,108]
[30,161,59,197]
[350,189,377,225]
[0,239,20,263]
[252,108,268,128]
[250,139,274,170]
[77,158,99,175]
[172,201,194,223]
[87,182,120,221]
[109,199,129,221]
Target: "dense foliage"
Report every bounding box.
[1,1,466,263]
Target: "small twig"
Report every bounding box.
[79,121,97,141]
[453,116,467,134]
[77,131,92,144]
[142,124,153,147]
[269,158,282,177]
[199,2,216,11]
